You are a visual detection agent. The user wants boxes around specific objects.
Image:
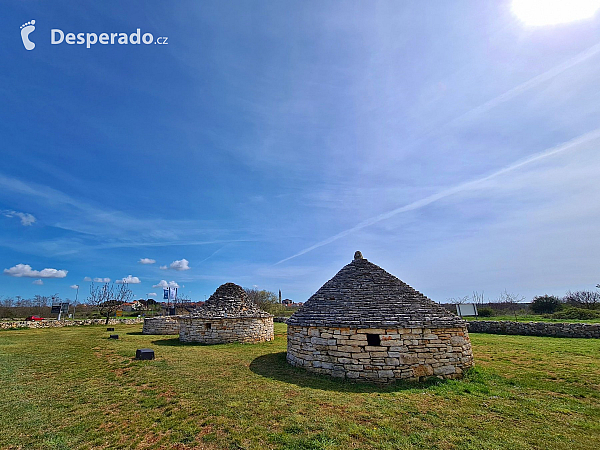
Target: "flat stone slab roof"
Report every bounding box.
[287,252,465,329]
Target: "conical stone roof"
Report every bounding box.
[189,282,272,319]
[287,252,465,329]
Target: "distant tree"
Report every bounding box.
[530,295,562,314]
[87,282,133,324]
[244,288,285,315]
[471,291,486,305]
[1,296,15,307]
[498,290,525,304]
[33,295,49,308]
[174,293,196,313]
[563,290,600,310]
[446,295,470,304]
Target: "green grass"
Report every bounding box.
[1,323,599,449]
[465,314,600,323]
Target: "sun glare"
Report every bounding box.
[512,0,600,26]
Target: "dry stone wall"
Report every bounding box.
[467,320,600,338]
[179,316,274,344]
[0,318,143,330]
[142,316,181,335]
[287,325,473,382]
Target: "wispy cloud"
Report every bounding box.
[32,279,43,285]
[448,41,600,128]
[0,173,250,256]
[93,277,111,283]
[277,127,600,264]
[1,210,36,226]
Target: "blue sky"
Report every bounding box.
[2,1,600,304]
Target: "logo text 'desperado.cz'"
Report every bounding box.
[51,29,168,48]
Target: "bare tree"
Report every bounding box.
[498,290,525,304]
[87,282,133,324]
[563,290,600,310]
[447,295,470,304]
[173,293,195,314]
[496,290,526,319]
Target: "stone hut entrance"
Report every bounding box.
[286,252,474,382]
[178,283,274,344]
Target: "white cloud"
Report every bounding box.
[159,265,168,270]
[147,292,157,297]
[32,279,43,285]
[1,210,36,226]
[152,280,179,289]
[83,276,92,282]
[169,259,190,271]
[4,264,67,278]
[70,284,79,289]
[93,277,111,283]
[116,275,141,284]
[139,258,156,264]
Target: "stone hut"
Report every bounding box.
[178,283,274,344]
[286,252,474,382]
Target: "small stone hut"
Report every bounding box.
[286,252,474,382]
[178,283,274,344]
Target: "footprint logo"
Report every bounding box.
[20,20,36,50]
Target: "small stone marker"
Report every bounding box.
[107,327,115,331]
[109,334,119,339]
[136,348,155,360]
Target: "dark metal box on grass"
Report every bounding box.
[109,334,119,339]
[136,348,155,360]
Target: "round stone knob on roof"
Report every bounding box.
[354,251,363,260]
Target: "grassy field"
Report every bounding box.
[1,324,599,449]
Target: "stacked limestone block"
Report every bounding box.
[142,316,181,335]
[178,283,274,344]
[179,316,274,344]
[287,252,474,382]
[287,326,472,382]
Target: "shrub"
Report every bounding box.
[531,295,562,314]
[551,307,600,320]
[478,307,494,317]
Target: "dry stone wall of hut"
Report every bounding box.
[142,316,181,335]
[287,325,473,382]
[179,316,274,344]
